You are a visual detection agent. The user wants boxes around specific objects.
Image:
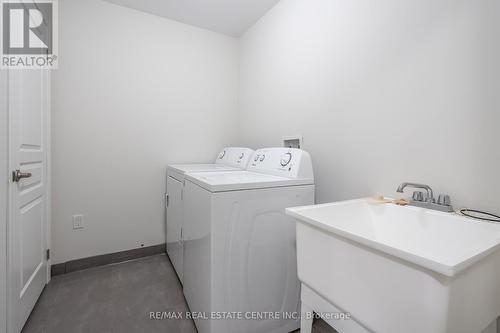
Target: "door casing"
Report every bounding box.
[1,66,9,333]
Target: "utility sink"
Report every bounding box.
[286,199,500,333]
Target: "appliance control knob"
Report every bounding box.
[280,152,292,167]
[259,154,265,162]
[254,154,260,162]
[219,150,226,159]
[239,153,244,160]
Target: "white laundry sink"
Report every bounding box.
[286,199,500,333]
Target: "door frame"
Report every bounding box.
[1,68,9,333]
[3,68,51,333]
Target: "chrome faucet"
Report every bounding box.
[396,182,453,212]
[397,182,435,203]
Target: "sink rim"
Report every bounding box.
[286,198,500,277]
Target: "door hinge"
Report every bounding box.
[46,249,50,260]
[165,193,169,207]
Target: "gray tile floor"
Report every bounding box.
[22,254,196,333]
[22,253,334,333]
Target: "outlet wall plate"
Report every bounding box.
[72,214,84,230]
[283,135,303,149]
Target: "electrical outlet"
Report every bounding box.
[72,214,84,230]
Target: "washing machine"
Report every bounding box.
[182,148,315,333]
[166,147,254,283]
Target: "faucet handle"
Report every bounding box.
[412,191,424,202]
[437,194,451,206]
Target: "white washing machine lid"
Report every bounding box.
[167,164,240,174]
[185,171,314,192]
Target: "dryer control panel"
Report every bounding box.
[247,148,314,180]
[215,147,254,169]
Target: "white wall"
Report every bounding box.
[0,70,8,333]
[239,0,500,214]
[52,0,239,264]
[53,0,500,264]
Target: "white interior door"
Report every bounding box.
[8,68,50,333]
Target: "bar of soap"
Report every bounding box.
[393,198,409,206]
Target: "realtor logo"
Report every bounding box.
[1,0,58,69]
